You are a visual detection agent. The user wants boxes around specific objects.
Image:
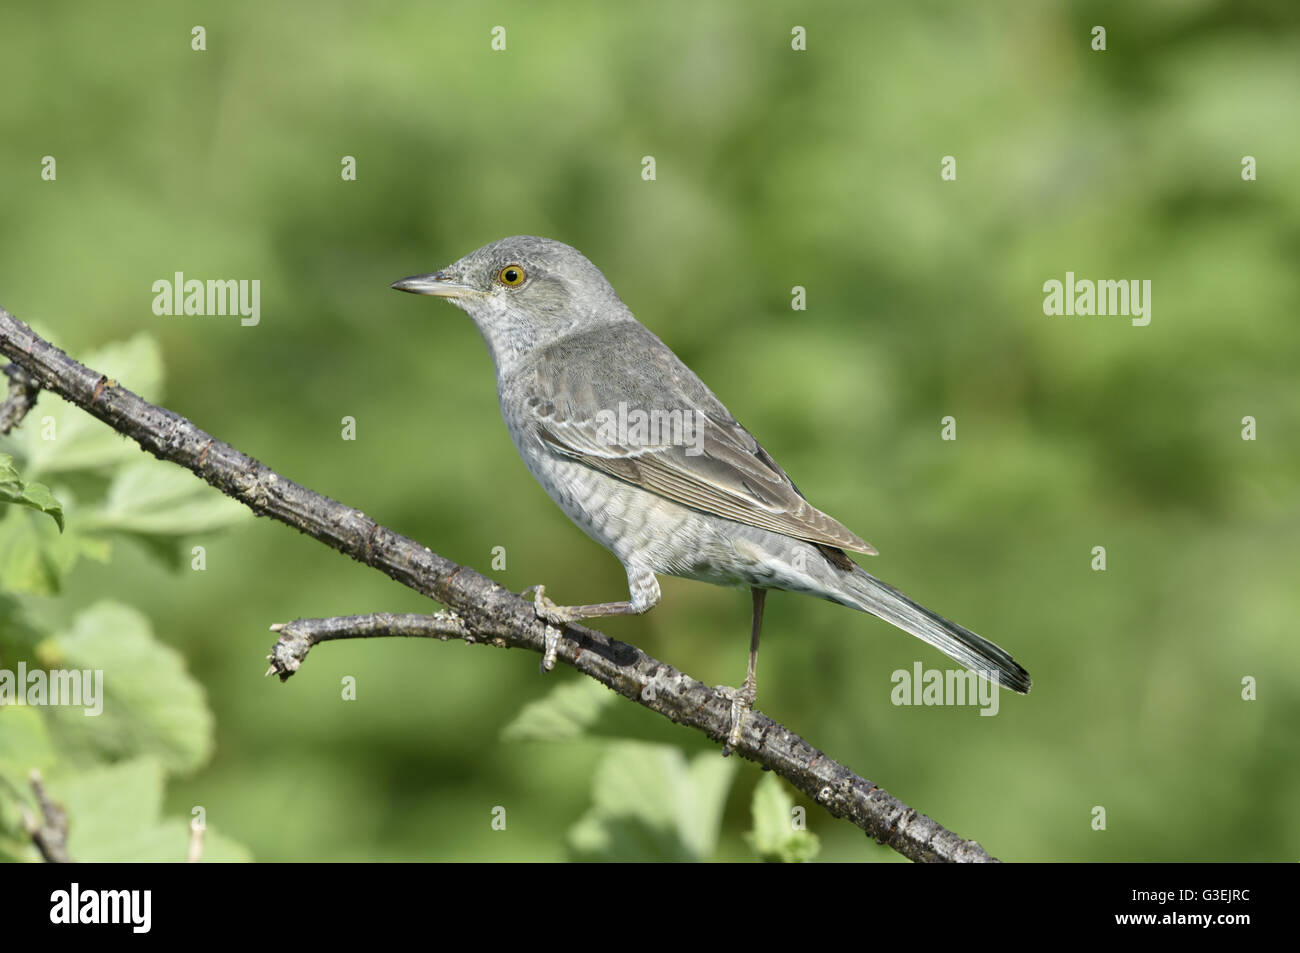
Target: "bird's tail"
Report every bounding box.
[835,566,1031,694]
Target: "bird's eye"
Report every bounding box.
[498,264,526,286]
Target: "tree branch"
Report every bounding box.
[0,305,1000,863]
[21,771,71,863]
[1,363,40,435]
[266,612,475,679]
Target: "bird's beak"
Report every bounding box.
[390,272,477,298]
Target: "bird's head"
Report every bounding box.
[392,235,630,373]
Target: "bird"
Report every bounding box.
[391,236,1030,751]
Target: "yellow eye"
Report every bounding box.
[498,264,526,286]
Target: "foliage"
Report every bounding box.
[0,336,250,861]
[505,679,817,862]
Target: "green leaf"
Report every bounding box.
[0,707,61,863]
[0,453,64,531]
[53,757,252,862]
[0,334,163,477]
[81,459,248,537]
[39,601,213,774]
[745,772,821,863]
[121,817,254,862]
[500,678,617,742]
[567,742,737,862]
[0,504,89,596]
[0,594,47,650]
[0,336,243,581]
[0,705,59,788]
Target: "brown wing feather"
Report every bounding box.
[525,322,876,556]
[536,423,875,554]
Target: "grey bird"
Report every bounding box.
[392,236,1030,749]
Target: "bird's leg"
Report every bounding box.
[722,587,766,755]
[527,585,644,624]
[525,567,661,626]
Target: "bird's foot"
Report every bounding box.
[523,584,577,626]
[521,585,567,673]
[716,682,757,756]
[538,624,560,674]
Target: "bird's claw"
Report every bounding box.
[717,683,757,756]
[524,585,567,673]
[526,583,574,626]
[539,624,560,674]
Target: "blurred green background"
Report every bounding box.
[1,0,1297,861]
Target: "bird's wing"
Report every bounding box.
[523,322,875,555]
